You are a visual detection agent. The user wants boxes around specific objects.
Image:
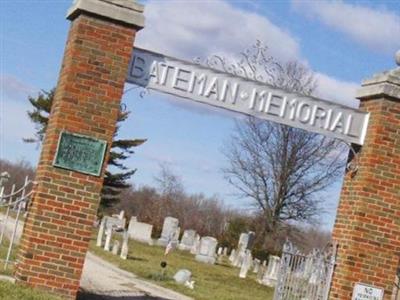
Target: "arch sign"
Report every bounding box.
[16,1,399,299]
[127,47,369,145]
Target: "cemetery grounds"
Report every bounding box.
[89,232,274,300]
[0,229,274,300]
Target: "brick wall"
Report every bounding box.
[330,97,400,299]
[15,13,137,298]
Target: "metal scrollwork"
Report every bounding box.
[119,103,127,113]
[195,40,284,85]
[138,87,150,98]
[123,85,150,98]
[343,142,361,175]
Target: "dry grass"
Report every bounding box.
[0,280,61,300]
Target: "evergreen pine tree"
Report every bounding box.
[25,88,146,211]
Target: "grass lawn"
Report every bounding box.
[0,280,61,300]
[89,236,274,300]
[0,235,17,276]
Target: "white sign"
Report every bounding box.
[126,47,369,145]
[352,283,384,300]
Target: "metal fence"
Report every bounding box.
[0,175,34,270]
[273,240,337,300]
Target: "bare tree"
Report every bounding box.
[0,159,35,194]
[154,163,184,197]
[222,43,346,250]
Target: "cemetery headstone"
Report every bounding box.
[232,232,249,267]
[259,255,281,287]
[105,215,126,231]
[173,269,192,284]
[96,217,106,247]
[238,233,249,252]
[257,264,266,282]
[157,217,179,247]
[190,234,201,255]
[229,249,236,262]
[195,236,218,264]
[253,258,261,273]
[127,217,153,245]
[246,231,255,250]
[104,227,113,252]
[112,240,120,255]
[173,227,181,244]
[120,231,129,260]
[178,229,196,251]
[239,250,253,278]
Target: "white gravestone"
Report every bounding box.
[229,249,236,262]
[239,250,253,278]
[259,255,281,287]
[257,264,266,282]
[223,247,228,256]
[233,233,249,267]
[157,217,179,247]
[253,258,261,273]
[178,229,196,251]
[112,240,120,255]
[238,233,249,250]
[96,217,106,247]
[127,217,153,245]
[105,216,126,231]
[173,227,180,247]
[190,234,201,254]
[173,269,192,284]
[217,247,223,256]
[195,236,218,264]
[120,231,129,260]
[104,227,113,252]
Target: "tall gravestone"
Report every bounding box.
[157,216,179,246]
[330,56,400,299]
[15,1,144,298]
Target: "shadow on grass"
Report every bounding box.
[126,256,148,262]
[215,263,233,269]
[77,290,167,300]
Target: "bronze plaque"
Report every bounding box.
[53,132,107,176]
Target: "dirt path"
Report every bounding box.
[0,214,192,300]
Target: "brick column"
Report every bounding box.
[15,1,144,298]
[330,60,400,299]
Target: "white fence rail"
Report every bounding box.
[0,175,35,270]
[273,240,337,300]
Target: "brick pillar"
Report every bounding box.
[330,60,400,299]
[15,1,144,298]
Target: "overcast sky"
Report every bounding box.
[1,0,399,229]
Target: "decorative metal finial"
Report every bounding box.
[396,49,400,66]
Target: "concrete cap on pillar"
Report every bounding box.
[67,0,145,29]
[356,49,400,101]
